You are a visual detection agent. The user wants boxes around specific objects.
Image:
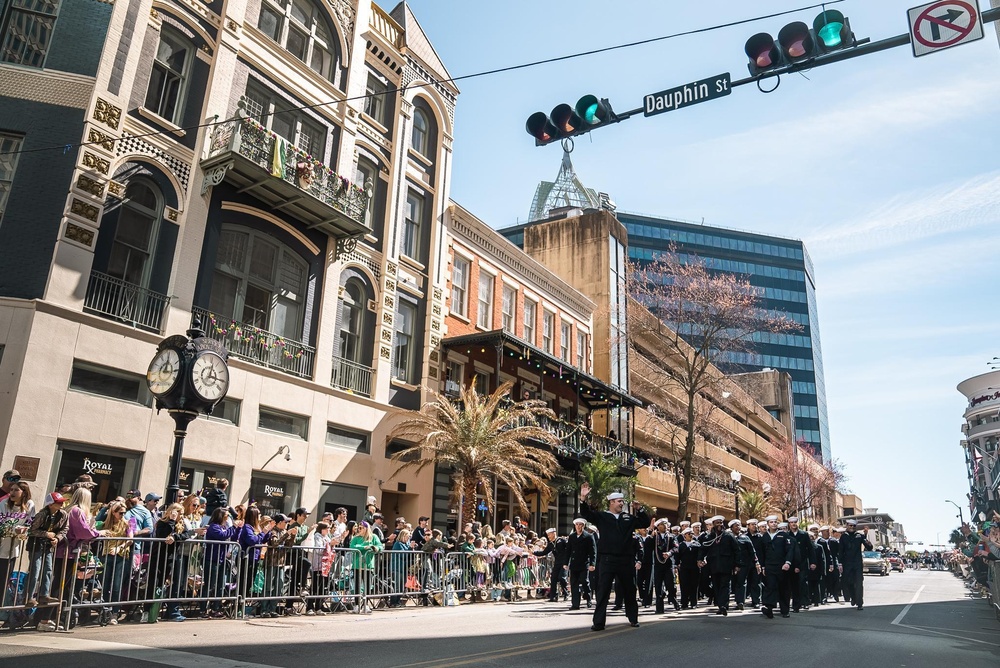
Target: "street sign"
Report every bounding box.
[908,0,984,57]
[644,73,731,117]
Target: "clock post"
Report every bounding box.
[146,317,230,505]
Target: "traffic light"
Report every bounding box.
[743,11,855,76]
[525,95,617,146]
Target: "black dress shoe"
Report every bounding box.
[735,604,744,611]
[781,613,790,618]
[568,606,581,610]
[612,605,622,611]
[856,605,863,611]
[721,607,728,616]
[591,624,605,631]
[673,602,681,611]
[629,622,640,627]
[761,606,773,618]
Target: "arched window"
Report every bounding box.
[258,0,336,80]
[108,180,162,286]
[209,227,308,341]
[144,27,192,123]
[338,279,370,363]
[411,106,429,156]
[0,0,62,68]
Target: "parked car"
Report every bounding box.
[863,551,889,576]
[887,555,905,572]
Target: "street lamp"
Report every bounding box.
[146,319,231,504]
[730,469,742,519]
[945,499,965,524]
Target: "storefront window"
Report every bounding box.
[177,462,233,497]
[249,474,301,515]
[54,443,140,504]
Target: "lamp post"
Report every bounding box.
[730,469,742,519]
[945,499,965,524]
[146,319,231,503]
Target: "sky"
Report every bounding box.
[381,0,999,548]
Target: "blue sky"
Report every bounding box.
[386,0,998,546]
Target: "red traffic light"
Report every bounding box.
[526,112,559,145]
[744,32,780,75]
[777,21,815,62]
[550,103,584,135]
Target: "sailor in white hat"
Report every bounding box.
[578,481,649,630]
[839,518,873,610]
[650,516,681,612]
[699,513,739,616]
[819,525,841,603]
[744,518,766,609]
[538,527,569,602]
[567,518,596,610]
[760,517,795,619]
[785,516,812,612]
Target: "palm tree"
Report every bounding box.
[738,489,769,523]
[388,379,561,530]
[578,451,635,511]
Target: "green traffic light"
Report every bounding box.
[814,9,847,49]
[582,102,599,124]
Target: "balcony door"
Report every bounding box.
[338,278,370,364]
[209,226,307,342]
[107,180,161,288]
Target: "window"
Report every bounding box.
[244,82,326,159]
[393,299,417,382]
[363,74,388,126]
[401,190,424,261]
[1,0,61,68]
[353,158,376,229]
[474,372,490,396]
[444,360,463,395]
[257,0,336,80]
[501,285,516,334]
[542,311,554,354]
[560,321,571,362]
[337,280,372,367]
[69,362,149,406]
[0,133,22,223]
[326,425,370,454]
[202,397,241,425]
[412,106,429,156]
[258,406,309,439]
[523,299,536,345]
[477,272,493,329]
[209,227,308,341]
[576,331,588,371]
[108,181,161,286]
[144,29,191,123]
[450,255,469,318]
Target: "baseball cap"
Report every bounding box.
[3,469,21,483]
[144,492,162,503]
[44,492,66,506]
[126,489,142,498]
[272,513,290,524]
[294,507,309,516]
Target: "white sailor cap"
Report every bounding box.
[788,516,799,523]
[606,492,625,501]
[573,518,587,525]
[833,526,846,532]
[820,525,831,531]
[671,526,680,531]
[709,515,725,524]
[764,515,779,522]
[729,519,742,528]
[655,518,669,527]
[679,520,691,526]
[691,522,702,528]
[778,522,789,529]
[681,527,694,535]
[808,524,820,531]
[846,519,858,525]
[545,527,557,534]
[746,518,759,524]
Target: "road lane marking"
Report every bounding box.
[890,584,925,626]
[895,623,1000,647]
[0,636,281,668]
[395,628,608,667]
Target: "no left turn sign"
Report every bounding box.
[908,0,984,57]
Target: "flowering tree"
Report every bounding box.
[628,249,800,521]
[765,438,847,520]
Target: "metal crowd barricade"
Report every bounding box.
[989,560,1000,622]
[239,544,362,617]
[0,531,74,630]
[63,536,242,628]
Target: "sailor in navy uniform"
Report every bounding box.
[578,483,650,630]
[566,518,596,610]
[761,516,795,619]
[650,518,680,613]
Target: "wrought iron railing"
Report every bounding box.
[83,271,170,332]
[498,410,634,470]
[331,355,374,397]
[193,307,315,379]
[204,114,369,225]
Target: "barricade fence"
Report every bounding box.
[989,561,999,622]
[0,535,564,629]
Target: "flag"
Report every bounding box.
[270,136,287,178]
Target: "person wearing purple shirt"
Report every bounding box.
[201,508,243,617]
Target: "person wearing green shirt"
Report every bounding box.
[350,521,383,606]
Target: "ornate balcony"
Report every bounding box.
[201,110,371,259]
[331,355,374,397]
[83,271,170,333]
[193,307,315,379]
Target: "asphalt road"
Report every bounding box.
[1,569,996,667]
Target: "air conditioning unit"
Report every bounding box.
[444,380,461,396]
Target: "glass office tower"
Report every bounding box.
[616,212,830,463]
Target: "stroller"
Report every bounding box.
[72,550,113,628]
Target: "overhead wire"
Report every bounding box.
[0,1,843,158]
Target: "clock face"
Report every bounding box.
[147,348,181,396]
[191,352,230,402]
